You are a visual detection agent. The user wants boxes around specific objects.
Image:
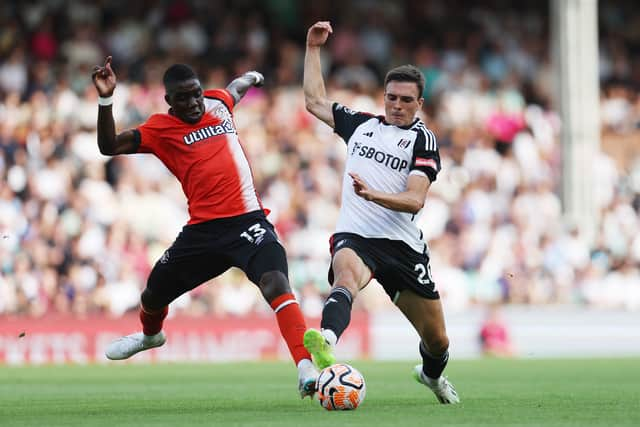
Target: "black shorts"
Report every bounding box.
[146,210,287,306]
[328,232,439,301]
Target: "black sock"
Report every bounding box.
[420,341,449,379]
[320,286,353,341]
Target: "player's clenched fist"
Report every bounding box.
[348,172,375,201]
[307,21,333,48]
[244,71,264,87]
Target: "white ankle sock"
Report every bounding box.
[297,358,314,371]
[321,329,337,347]
[297,358,317,378]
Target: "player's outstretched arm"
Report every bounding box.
[304,21,335,128]
[92,56,140,155]
[226,71,264,105]
[349,173,431,214]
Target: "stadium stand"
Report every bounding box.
[1,0,639,319]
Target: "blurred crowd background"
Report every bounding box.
[1,0,639,319]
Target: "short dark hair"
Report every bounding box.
[384,65,425,98]
[163,64,197,88]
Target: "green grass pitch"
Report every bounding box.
[1,358,638,427]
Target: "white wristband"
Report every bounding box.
[98,95,113,106]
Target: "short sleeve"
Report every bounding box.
[410,127,441,182]
[136,115,164,153]
[332,103,375,143]
[204,89,235,111]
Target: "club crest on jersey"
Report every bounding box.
[183,119,235,145]
[159,249,170,264]
[338,104,357,116]
[212,104,232,121]
[397,138,411,149]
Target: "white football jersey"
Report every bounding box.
[332,103,441,253]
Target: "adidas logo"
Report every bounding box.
[362,131,373,137]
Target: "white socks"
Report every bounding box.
[321,329,338,347]
[297,358,315,372]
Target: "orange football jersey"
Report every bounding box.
[137,89,264,224]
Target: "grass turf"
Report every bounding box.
[1,358,638,427]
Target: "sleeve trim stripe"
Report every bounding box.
[426,128,437,151]
[204,94,234,109]
[413,122,438,151]
[415,157,438,169]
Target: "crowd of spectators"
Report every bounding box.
[1,0,639,319]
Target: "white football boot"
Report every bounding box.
[105,331,166,360]
[413,365,460,404]
[297,358,319,399]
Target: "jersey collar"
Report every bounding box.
[382,117,419,129]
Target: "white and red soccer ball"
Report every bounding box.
[316,363,366,410]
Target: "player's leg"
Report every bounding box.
[396,290,450,375]
[245,241,317,398]
[305,243,373,369]
[246,242,310,366]
[106,238,231,360]
[395,291,459,404]
[103,264,176,360]
[321,247,373,345]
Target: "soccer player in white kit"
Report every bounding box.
[302,21,459,404]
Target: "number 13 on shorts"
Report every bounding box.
[240,223,267,245]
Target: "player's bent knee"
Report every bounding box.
[258,270,291,302]
[141,288,168,312]
[331,270,361,294]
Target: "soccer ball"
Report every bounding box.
[316,363,366,410]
